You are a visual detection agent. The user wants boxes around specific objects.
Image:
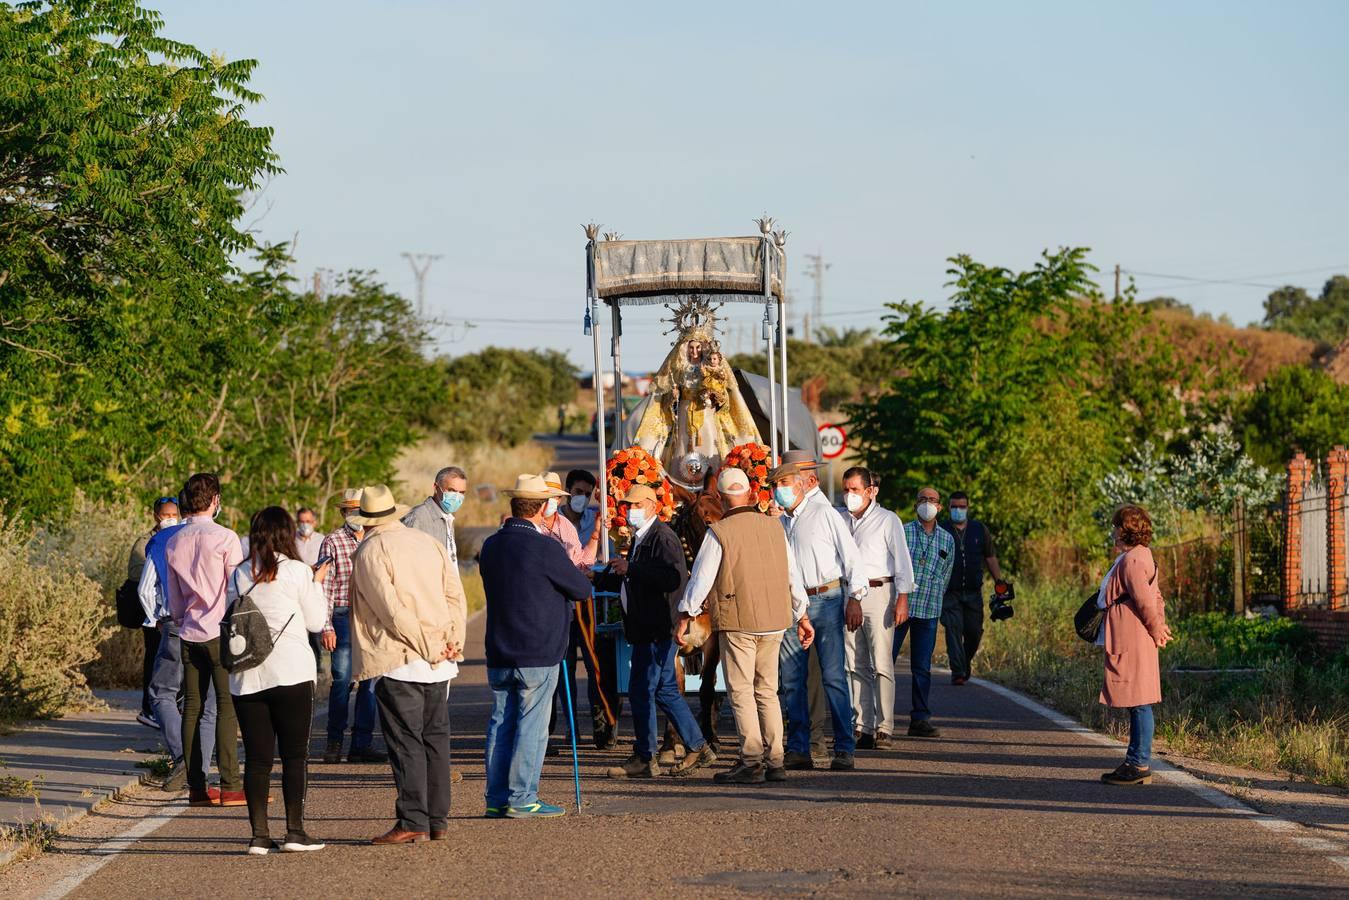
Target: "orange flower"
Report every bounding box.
[753,464,768,478]
[757,489,771,503]
[618,479,631,491]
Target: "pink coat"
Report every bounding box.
[1099,545,1167,708]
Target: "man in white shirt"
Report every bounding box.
[294,507,323,566]
[769,458,868,771]
[401,465,468,565]
[675,468,813,785]
[840,466,915,750]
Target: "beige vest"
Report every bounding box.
[707,508,792,633]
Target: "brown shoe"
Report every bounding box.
[430,829,448,841]
[669,744,717,777]
[219,790,248,807]
[372,827,429,845]
[451,770,464,785]
[188,787,221,807]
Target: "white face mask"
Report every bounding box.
[298,522,315,537]
[569,494,588,514]
[845,493,866,514]
[544,498,558,517]
[628,507,649,530]
[917,501,938,522]
[159,517,179,529]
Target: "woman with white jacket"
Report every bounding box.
[228,506,330,855]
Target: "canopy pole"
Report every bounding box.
[611,303,624,452]
[584,224,609,563]
[761,230,779,465]
[775,232,790,455]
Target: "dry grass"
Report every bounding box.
[394,434,552,528]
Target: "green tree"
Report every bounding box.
[437,347,577,446]
[1262,276,1349,345]
[846,249,1199,556]
[0,0,279,515]
[729,331,892,410]
[1238,364,1349,467]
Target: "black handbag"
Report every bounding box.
[1074,592,1105,643]
[115,578,145,628]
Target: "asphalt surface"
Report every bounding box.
[4,610,1337,899]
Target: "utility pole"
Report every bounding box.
[1114,263,1121,301]
[401,252,443,319]
[803,252,830,342]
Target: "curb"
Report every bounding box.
[969,675,1349,877]
[0,769,149,870]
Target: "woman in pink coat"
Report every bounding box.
[1096,504,1172,785]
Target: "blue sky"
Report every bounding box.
[161,0,1349,367]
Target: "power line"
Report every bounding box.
[1124,263,1349,292]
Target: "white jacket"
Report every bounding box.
[226,556,328,696]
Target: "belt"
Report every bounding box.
[868,577,894,588]
[805,578,842,597]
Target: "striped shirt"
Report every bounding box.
[902,519,955,619]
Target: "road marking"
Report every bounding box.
[1294,837,1341,852]
[972,676,1347,880]
[38,800,189,900]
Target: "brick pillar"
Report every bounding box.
[1284,452,1309,610]
[1330,446,1349,610]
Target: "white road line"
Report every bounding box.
[38,800,189,900]
[971,676,1346,879]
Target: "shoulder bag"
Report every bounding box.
[220,571,294,674]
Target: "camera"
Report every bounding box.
[990,580,1015,622]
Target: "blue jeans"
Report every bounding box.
[327,609,377,748]
[893,616,939,722]
[485,665,560,809]
[1127,705,1154,767]
[149,622,216,779]
[779,589,856,755]
[629,638,707,760]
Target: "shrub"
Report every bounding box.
[0,512,113,723]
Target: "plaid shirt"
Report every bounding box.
[319,525,361,633]
[903,519,955,619]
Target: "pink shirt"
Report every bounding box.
[543,513,595,571]
[166,514,245,643]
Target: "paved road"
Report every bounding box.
[13,611,1344,899]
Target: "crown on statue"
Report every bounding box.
[662,295,724,339]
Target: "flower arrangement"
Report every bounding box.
[606,446,677,544]
[722,441,773,512]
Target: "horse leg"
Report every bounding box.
[698,633,722,752]
[658,655,686,765]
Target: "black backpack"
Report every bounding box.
[115,578,145,629]
[220,570,293,674]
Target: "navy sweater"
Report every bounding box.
[480,518,594,669]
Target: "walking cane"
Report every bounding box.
[561,659,583,813]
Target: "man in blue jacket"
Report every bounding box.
[480,474,594,819]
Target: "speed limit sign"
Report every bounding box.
[818,424,847,460]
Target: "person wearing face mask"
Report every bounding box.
[293,507,323,566]
[595,485,715,778]
[317,489,385,764]
[894,486,955,738]
[561,469,600,544]
[839,468,915,750]
[538,471,601,569]
[126,496,182,728]
[164,472,246,806]
[768,457,868,772]
[939,492,1003,685]
[402,466,468,565]
[675,468,813,785]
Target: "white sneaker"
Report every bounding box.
[246,840,272,856]
[282,833,326,852]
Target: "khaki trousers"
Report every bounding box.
[719,630,785,767]
[844,585,897,736]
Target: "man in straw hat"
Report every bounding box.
[317,488,384,765]
[675,467,813,785]
[769,454,868,772]
[595,484,715,779]
[348,484,468,844]
[479,474,594,818]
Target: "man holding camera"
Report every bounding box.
[940,491,1004,686]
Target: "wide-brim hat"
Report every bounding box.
[540,471,570,496]
[336,487,363,510]
[779,449,819,470]
[348,484,401,527]
[768,461,808,482]
[505,474,567,499]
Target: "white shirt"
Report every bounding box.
[138,557,167,623]
[678,528,810,632]
[294,531,323,566]
[781,488,868,599]
[440,508,458,564]
[619,515,659,614]
[384,657,459,684]
[226,556,329,696]
[842,501,917,596]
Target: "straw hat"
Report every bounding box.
[336,488,363,510]
[779,449,819,470]
[768,461,808,482]
[540,471,569,495]
[717,468,750,495]
[348,484,401,527]
[505,474,567,499]
[623,484,658,505]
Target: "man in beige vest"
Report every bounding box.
[675,468,813,785]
